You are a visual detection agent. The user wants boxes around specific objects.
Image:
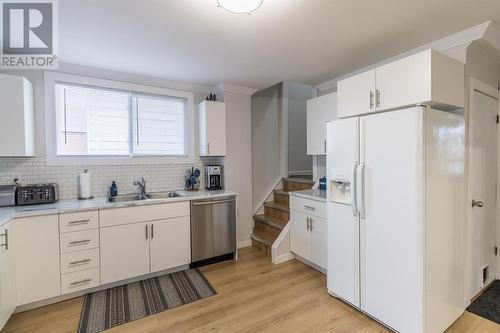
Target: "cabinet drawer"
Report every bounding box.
[60,229,99,254]
[290,196,326,218]
[61,268,100,295]
[99,202,190,227]
[59,210,98,233]
[61,248,99,274]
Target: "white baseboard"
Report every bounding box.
[237,239,252,249]
[273,251,295,264]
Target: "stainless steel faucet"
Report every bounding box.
[134,178,146,197]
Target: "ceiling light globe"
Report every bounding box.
[217,0,264,14]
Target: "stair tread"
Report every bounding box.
[251,229,275,247]
[283,177,315,185]
[274,189,290,196]
[264,201,290,212]
[254,214,287,230]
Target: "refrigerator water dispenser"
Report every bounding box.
[330,180,351,204]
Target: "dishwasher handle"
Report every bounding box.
[192,198,235,206]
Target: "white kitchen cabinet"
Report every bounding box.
[307,92,337,155]
[337,70,376,119]
[150,216,191,273]
[100,222,150,285]
[0,73,34,157]
[289,196,327,270]
[290,210,311,260]
[12,215,61,305]
[199,101,226,156]
[0,222,16,330]
[337,49,464,119]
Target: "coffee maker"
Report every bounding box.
[205,165,222,190]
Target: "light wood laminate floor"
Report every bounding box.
[3,247,499,333]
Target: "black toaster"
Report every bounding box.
[16,183,59,206]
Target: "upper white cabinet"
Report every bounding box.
[12,215,61,305]
[199,101,226,156]
[307,92,337,155]
[0,222,16,331]
[0,74,34,157]
[337,49,464,118]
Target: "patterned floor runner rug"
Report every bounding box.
[78,268,217,333]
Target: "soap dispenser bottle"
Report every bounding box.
[110,181,118,197]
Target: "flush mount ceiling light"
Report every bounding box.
[217,0,264,15]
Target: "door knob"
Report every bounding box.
[472,200,484,208]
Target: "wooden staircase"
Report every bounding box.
[251,177,315,256]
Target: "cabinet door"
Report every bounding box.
[375,50,431,112]
[100,222,150,285]
[0,223,16,330]
[337,70,376,118]
[13,215,60,305]
[199,101,226,156]
[309,216,327,269]
[290,210,311,260]
[150,217,191,273]
[307,93,337,155]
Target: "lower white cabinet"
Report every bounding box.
[12,215,61,305]
[100,216,191,285]
[290,196,327,270]
[0,222,16,330]
[150,216,191,273]
[61,268,100,295]
[100,222,150,285]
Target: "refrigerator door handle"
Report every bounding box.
[352,162,358,217]
[357,162,366,219]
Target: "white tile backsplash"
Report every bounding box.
[0,157,222,199]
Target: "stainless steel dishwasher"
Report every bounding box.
[190,196,236,267]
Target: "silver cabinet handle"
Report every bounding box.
[376,89,381,108]
[207,142,210,155]
[151,224,154,239]
[69,259,91,265]
[68,219,90,225]
[324,140,327,153]
[145,224,149,240]
[0,229,8,250]
[69,239,90,245]
[370,91,374,109]
[304,205,316,211]
[192,198,235,206]
[306,217,310,231]
[70,278,91,286]
[309,217,314,231]
[472,200,484,208]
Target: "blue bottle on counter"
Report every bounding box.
[319,177,327,191]
[110,181,118,197]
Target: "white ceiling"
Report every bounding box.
[59,0,500,90]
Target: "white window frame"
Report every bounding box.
[44,71,195,166]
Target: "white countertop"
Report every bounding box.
[0,190,236,226]
[289,189,326,203]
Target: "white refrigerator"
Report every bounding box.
[326,106,465,333]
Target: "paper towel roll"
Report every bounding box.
[79,170,91,199]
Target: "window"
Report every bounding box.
[55,83,188,157]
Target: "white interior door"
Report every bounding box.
[0,223,16,330]
[326,118,360,307]
[467,78,498,298]
[100,222,150,285]
[150,217,191,273]
[359,108,424,333]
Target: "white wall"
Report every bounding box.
[218,89,253,245]
[251,84,282,213]
[286,82,314,176]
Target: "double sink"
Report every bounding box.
[108,191,182,203]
